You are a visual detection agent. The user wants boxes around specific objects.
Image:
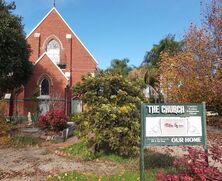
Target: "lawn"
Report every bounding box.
[47,140,177,181]
[46,169,174,181]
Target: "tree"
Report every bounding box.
[201,0,222,71]
[106,58,132,76]
[72,72,146,156]
[139,35,182,102]
[0,0,33,97]
[127,67,147,89]
[159,51,217,103]
[159,0,222,113]
[127,66,161,102]
[142,34,182,67]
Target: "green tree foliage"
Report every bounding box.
[127,67,147,89]
[0,0,33,96]
[127,66,161,103]
[142,34,182,67]
[140,35,182,102]
[143,65,158,88]
[106,58,132,76]
[72,72,146,157]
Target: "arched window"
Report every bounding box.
[40,79,49,95]
[46,39,60,64]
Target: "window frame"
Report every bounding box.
[46,39,60,64]
[40,78,50,96]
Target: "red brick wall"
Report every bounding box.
[26,9,97,86]
[23,54,68,115]
[15,8,97,116]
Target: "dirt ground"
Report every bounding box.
[0,129,222,181]
[0,137,120,181]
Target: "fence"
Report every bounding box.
[4,98,71,123]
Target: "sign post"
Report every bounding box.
[140,103,207,181]
[140,103,145,181]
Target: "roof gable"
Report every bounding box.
[26,8,55,39]
[26,7,98,64]
[34,52,69,82]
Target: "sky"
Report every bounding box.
[5,0,202,69]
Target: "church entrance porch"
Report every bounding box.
[37,95,50,115]
[71,99,82,114]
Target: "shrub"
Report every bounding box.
[156,145,222,181]
[73,104,140,157]
[144,149,174,169]
[38,110,68,131]
[63,139,95,160]
[72,72,146,157]
[11,135,40,146]
[0,102,12,146]
[0,119,11,146]
[0,119,10,134]
[0,100,6,117]
[207,116,222,129]
[38,114,50,130]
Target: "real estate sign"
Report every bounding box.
[140,103,207,181]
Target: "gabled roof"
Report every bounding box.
[34,52,69,82]
[26,7,98,65]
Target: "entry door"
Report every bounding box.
[71,100,82,114]
[39,101,49,115]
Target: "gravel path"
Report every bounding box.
[0,139,119,181]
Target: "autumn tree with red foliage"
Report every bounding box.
[159,0,222,114]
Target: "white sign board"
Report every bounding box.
[146,116,202,137]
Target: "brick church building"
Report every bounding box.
[13,7,97,116]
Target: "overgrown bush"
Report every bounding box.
[63,139,95,160]
[0,118,11,146]
[0,100,12,146]
[0,100,6,115]
[74,104,140,157]
[38,110,68,131]
[144,149,174,169]
[156,145,222,181]
[0,119,9,134]
[72,72,146,157]
[0,100,9,133]
[207,116,222,129]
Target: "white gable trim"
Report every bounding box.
[34,52,69,81]
[34,52,47,65]
[26,7,98,65]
